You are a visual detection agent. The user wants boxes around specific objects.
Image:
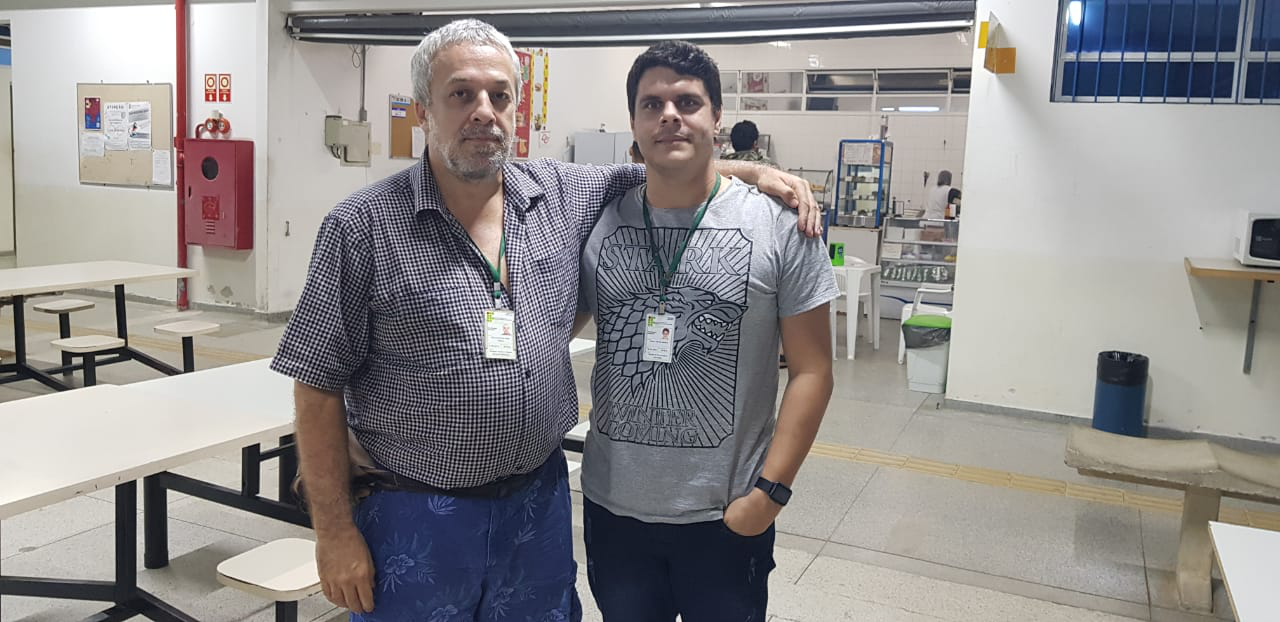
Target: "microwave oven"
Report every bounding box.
[1233,211,1280,268]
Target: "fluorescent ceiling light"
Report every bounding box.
[881,107,896,111]
[294,19,974,44]
[898,105,940,112]
[1069,1,1083,26]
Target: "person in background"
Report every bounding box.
[721,120,779,168]
[925,169,961,220]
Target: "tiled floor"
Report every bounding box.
[0,294,1252,621]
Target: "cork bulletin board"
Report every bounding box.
[77,82,174,188]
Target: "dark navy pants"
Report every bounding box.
[583,497,775,622]
[351,450,580,622]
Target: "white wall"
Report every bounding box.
[6,3,261,306]
[950,1,1280,442]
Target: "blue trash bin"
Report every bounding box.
[1092,351,1149,437]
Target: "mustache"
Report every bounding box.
[654,131,690,142]
[460,126,507,141]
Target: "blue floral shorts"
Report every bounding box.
[351,450,580,622]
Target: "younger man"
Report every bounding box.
[577,41,837,621]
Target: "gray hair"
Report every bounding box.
[410,19,521,107]
[936,170,953,187]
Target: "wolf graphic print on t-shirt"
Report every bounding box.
[591,225,751,449]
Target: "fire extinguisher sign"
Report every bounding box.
[204,74,217,102]
[218,74,232,103]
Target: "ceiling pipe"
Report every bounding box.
[286,1,976,47]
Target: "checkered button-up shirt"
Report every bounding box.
[271,155,643,488]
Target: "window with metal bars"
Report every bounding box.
[1053,0,1279,103]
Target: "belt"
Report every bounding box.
[358,467,541,499]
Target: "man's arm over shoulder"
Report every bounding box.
[523,159,645,243]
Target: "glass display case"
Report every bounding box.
[879,217,959,287]
[831,139,893,229]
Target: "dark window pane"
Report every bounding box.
[1081,0,1107,51]
[1194,0,1241,51]
[1244,61,1280,100]
[1076,62,1101,97]
[1098,61,1123,95]
[1120,61,1147,96]
[1142,62,1170,97]
[1103,1,1134,52]
[807,72,873,94]
[1164,61,1192,97]
[1061,61,1079,98]
[1252,0,1280,51]
[952,70,971,93]
[1171,0,1199,51]
[1149,1,1174,52]
[877,71,949,93]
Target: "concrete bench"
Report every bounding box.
[1065,426,1280,614]
[216,538,321,622]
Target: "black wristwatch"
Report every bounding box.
[754,476,792,507]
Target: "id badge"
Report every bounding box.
[642,313,676,363]
[483,309,517,360]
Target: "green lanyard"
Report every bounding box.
[642,174,721,314]
[481,232,506,302]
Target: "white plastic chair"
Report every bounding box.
[830,259,880,360]
[898,284,953,364]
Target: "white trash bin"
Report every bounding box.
[902,314,952,394]
[907,344,950,393]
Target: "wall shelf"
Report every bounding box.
[1184,257,1280,375]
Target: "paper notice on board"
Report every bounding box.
[127,101,152,150]
[841,142,875,165]
[79,132,105,158]
[152,149,172,186]
[104,102,128,150]
[411,126,426,158]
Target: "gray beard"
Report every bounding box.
[427,116,512,182]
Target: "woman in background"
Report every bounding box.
[925,169,961,220]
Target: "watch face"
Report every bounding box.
[774,486,792,506]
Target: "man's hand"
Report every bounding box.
[722,487,781,537]
[714,161,823,238]
[755,168,823,239]
[316,524,377,614]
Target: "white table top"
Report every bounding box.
[0,260,197,297]
[126,359,292,415]
[0,369,293,519]
[1209,521,1280,621]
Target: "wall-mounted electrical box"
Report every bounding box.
[185,138,254,250]
[324,115,371,167]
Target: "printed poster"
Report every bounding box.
[84,97,102,130]
[104,102,128,151]
[127,101,152,150]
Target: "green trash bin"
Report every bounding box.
[902,314,952,393]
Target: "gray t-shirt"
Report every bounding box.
[578,176,839,524]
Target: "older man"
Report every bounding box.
[271,19,819,621]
